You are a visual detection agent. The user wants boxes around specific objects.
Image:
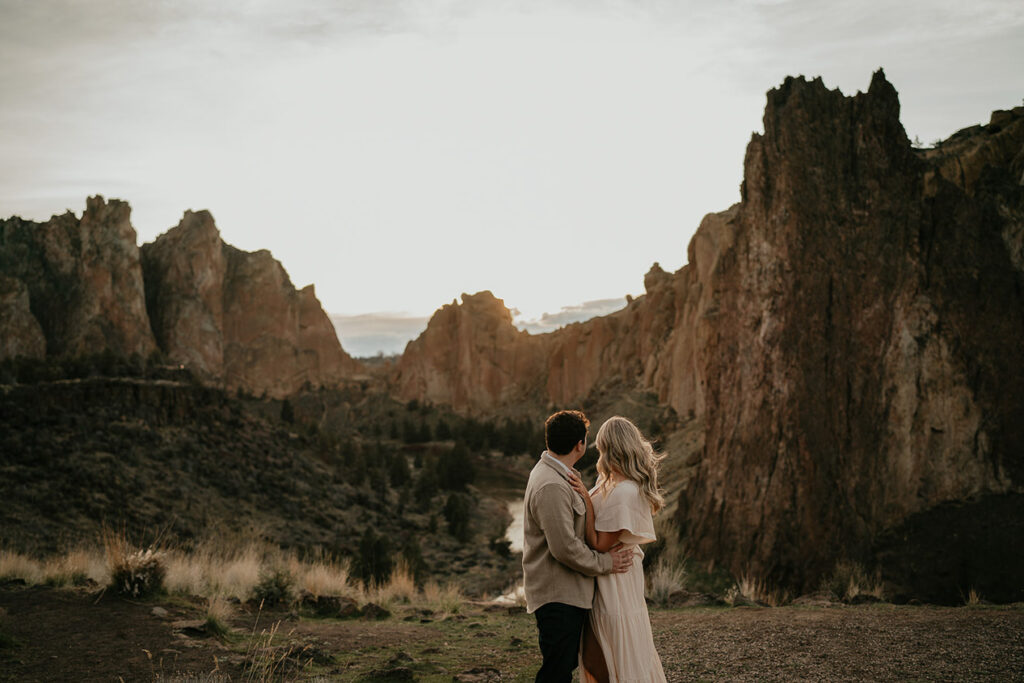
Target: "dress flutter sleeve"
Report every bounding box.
[594,481,657,545]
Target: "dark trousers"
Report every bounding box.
[534,602,587,683]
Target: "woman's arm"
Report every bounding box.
[568,472,623,553]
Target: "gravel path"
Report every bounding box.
[652,605,1024,682]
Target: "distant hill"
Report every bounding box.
[0,374,522,596]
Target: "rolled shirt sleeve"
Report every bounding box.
[531,483,612,577]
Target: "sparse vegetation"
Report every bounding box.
[203,596,233,640]
[648,557,687,606]
[104,530,166,599]
[819,560,885,603]
[252,568,294,607]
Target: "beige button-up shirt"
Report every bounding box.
[522,452,612,613]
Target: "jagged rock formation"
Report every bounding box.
[682,71,1023,598]
[140,210,225,378]
[0,275,46,360]
[394,71,1024,600]
[1,198,361,398]
[141,210,363,398]
[0,196,157,359]
[395,292,551,412]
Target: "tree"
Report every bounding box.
[443,493,473,543]
[280,399,294,424]
[417,420,432,443]
[368,465,389,499]
[436,442,475,491]
[389,452,410,488]
[401,536,427,582]
[355,527,393,586]
[414,466,438,510]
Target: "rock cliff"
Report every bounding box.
[395,291,551,412]
[682,72,1023,597]
[0,275,46,360]
[140,210,225,378]
[0,196,157,359]
[142,211,362,398]
[1,198,361,398]
[394,71,1024,599]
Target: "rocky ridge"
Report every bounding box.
[394,71,1024,599]
[1,199,361,398]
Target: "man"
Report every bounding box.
[522,409,632,682]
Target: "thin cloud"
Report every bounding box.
[514,298,627,335]
[330,312,430,357]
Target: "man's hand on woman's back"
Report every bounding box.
[609,544,633,573]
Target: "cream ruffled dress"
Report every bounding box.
[580,479,667,683]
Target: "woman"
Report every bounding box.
[567,416,668,683]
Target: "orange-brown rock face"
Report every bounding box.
[681,72,1024,599]
[0,275,46,360]
[395,291,551,413]
[298,284,362,385]
[141,210,225,378]
[393,210,736,420]
[142,214,362,398]
[393,71,1024,601]
[0,196,156,359]
[0,197,360,398]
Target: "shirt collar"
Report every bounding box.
[542,450,574,477]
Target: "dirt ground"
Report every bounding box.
[1,584,1022,682]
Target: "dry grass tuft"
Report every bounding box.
[724,571,790,607]
[372,561,417,608]
[104,529,166,598]
[44,548,108,587]
[164,542,264,601]
[0,549,43,585]
[820,560,884,603]
[203,596,234,640]
[290,555,354,600]
[421,580,464,616]
[647,556,687,606]
[0,548,108,588]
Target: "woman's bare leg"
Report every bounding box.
[581,617,610,683]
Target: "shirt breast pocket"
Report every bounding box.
[570,494,586,517]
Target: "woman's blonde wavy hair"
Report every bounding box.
[594,416,666,514]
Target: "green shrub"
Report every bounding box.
[443,493,473,543]
[354,528,393,587]
[253,568,294,607]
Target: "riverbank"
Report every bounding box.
[1,584,1021,681]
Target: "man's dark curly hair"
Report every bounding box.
[544,409,590,456]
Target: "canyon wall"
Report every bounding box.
[0,196,157,360]
[1,198,361,398]
[394,71,1024,598]
[683,71,1023,596]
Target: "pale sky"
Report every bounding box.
[2,0,1022,355]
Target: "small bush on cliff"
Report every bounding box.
[820,560,884,603]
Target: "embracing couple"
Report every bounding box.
[523,409,667,682]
